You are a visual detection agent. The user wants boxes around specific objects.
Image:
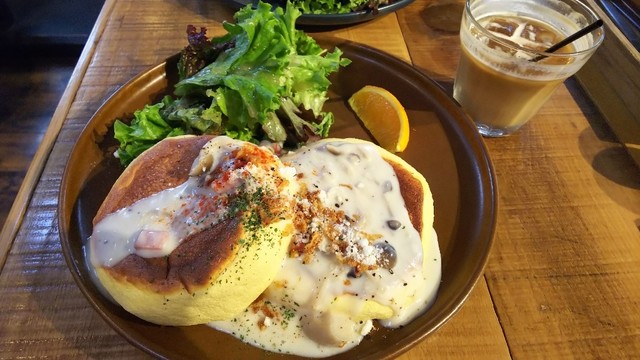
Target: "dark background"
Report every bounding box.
[0,0,104,228]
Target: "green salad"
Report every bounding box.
[113,1,350,166]
[286,0,395,14]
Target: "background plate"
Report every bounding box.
[225,0,415,26]
[59,37,497,359]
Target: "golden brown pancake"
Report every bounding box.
[259,138,436,344]
[90,135,297,326]
[330,138,434,253]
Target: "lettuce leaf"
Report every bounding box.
[113,100,186,165]
[174,1,349,142]
[113,1,349,166]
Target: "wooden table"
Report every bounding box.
[1,0,639,358]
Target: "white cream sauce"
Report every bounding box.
[210,139,441,357]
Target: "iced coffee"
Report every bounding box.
[453,0,604,137]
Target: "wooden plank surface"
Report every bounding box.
[399,1,640,357]
[1,0,639,358]
[483,82,640,358]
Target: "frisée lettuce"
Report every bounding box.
[113,1,350,166]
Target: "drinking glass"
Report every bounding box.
[453,0,604,137]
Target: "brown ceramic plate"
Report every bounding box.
[59,37,497,359]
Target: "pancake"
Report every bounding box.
[209,138,439,353]
[88,135,298,326]
[353,138,436,325]
[290,137,433,266]
[354,138,433,249]
[285,138,435,325]
[375,140,435,272]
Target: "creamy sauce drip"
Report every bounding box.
[88,136,294,267]
[210,139,441,357]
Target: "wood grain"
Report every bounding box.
[398,280,511,360]
[0,0,639,358]
[0,46,78,244]
[483,80,640,358]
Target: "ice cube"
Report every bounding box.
[520,21,561,48]
[485,17,519,37]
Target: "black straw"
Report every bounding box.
[530,19,604,62]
